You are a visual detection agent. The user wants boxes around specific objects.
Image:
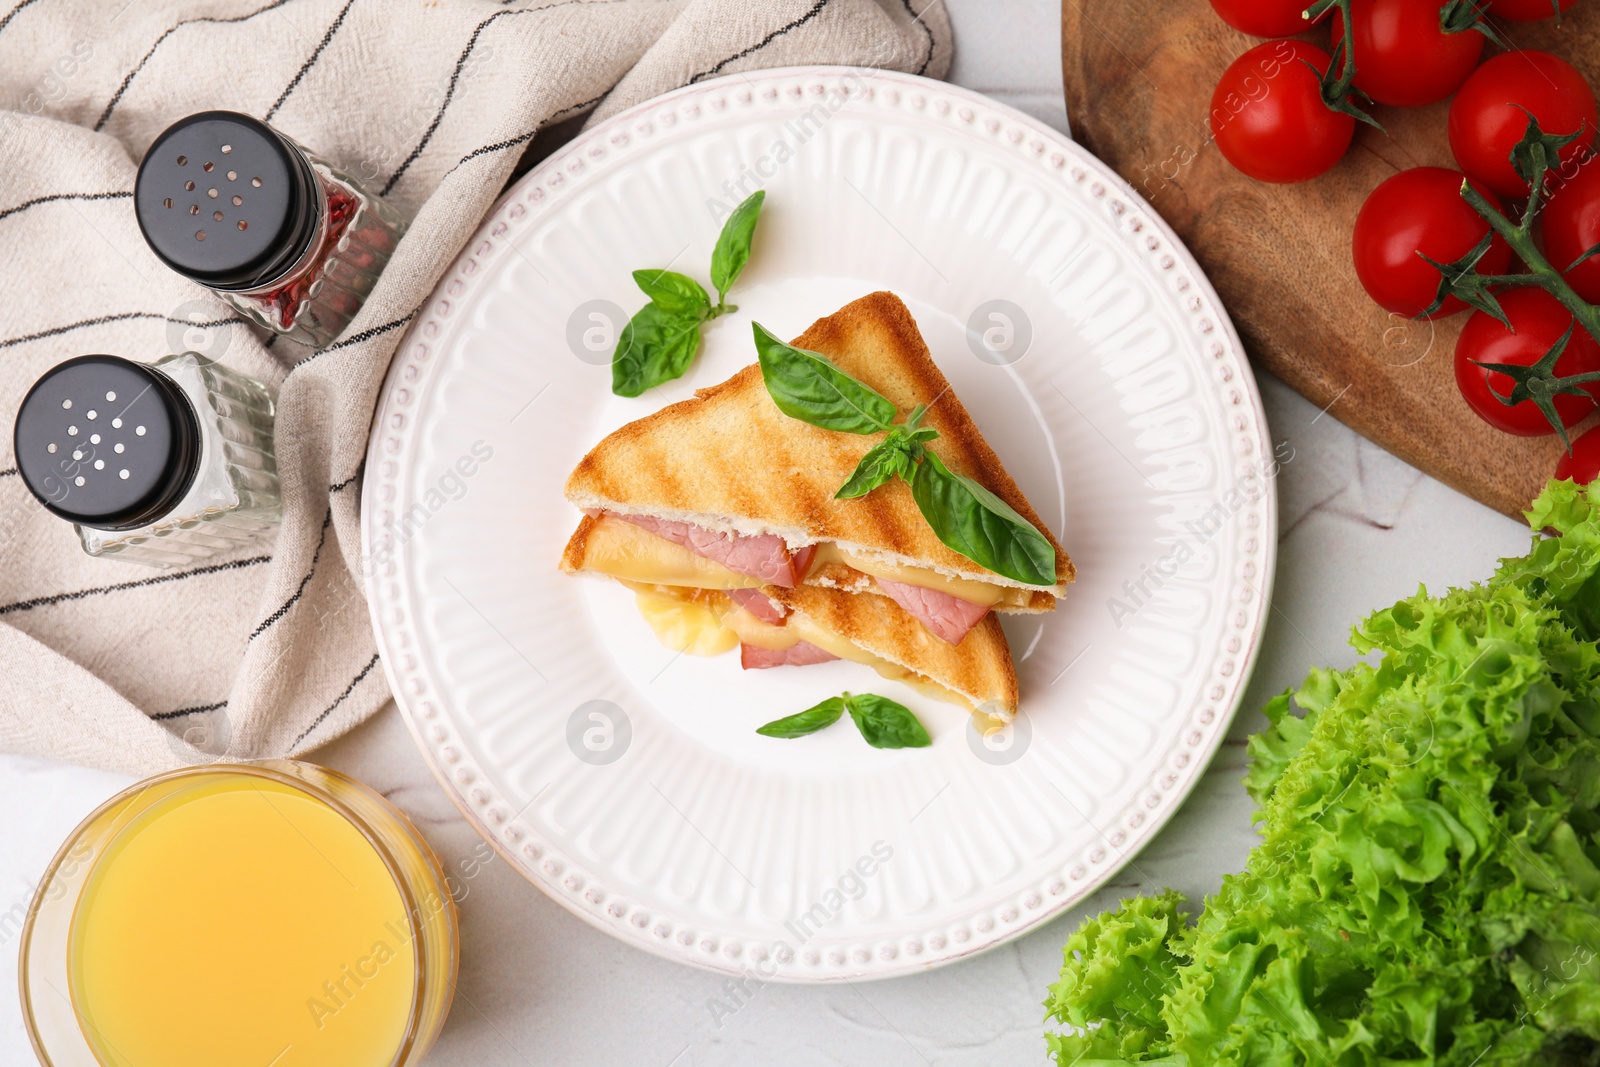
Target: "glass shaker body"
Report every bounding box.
[135,111,404,349]
[78,354,279,566]
[220,150,404,347]
[14,353,280,569]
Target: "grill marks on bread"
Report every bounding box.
[564,291,1073,591]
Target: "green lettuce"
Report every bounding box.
[1045,480,1600,1065]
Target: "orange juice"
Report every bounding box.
[21,762,457,1067]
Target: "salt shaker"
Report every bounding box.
[134,111,404,349]
[13,354,279,567]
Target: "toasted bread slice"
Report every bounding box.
[565,291,1073,609]
[756,584,1018,727]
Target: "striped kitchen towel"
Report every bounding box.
[0,0,951,775]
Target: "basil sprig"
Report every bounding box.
[612,190,764,397]
[711,191,763,304]
[753,322,897,432]
[756,692,931,749]
[845,693,932,749]
[756,697,845,739]
[911,451,1058,589]
[614,302,702,394]
[753,324,1058,587]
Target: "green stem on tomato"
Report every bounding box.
[1426,115,1600,449]
[1456,178,1600,350]
[1472,322,1600,452]
[1304,0,1354,88]
[1303,0,1382,129]
[1438,0,1505,43]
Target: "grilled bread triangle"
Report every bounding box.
[564,291,1074,610]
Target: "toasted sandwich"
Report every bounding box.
[590,570,1019,726]
[563,291,1074,647]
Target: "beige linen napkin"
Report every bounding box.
[0,0,951,775]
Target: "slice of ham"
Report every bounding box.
[599,511,986,644]
[740,642,839,669]
[609,512,809,588]
[873,576,991,645]
[728,588,788,624]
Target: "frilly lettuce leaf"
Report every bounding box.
[1045,480,1600,1065]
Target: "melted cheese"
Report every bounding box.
[621,581,738,656]
[724,606,976,714]
[580,517,765,589]
[618,585,1010,733]
[812,546,1007,607]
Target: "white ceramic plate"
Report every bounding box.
[363,67,1276,982]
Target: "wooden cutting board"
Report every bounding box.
[1061,2,1600,517]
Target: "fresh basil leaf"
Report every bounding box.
[845,693,932,749]
[612,302,703,397]
[753,322,897,434]
[905,427,940,444]
[632,269,711,316]
[910,451,1057,586]
[710,190,764,301]
[757,697,845,739]
[836,439,913,499]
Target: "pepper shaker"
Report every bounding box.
[134,111,404,349]
[14,354,280,567]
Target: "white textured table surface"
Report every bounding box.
[0,3,1533,1064]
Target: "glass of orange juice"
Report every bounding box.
[19,760,459,1067]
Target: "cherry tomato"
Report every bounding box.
[1455,288,1600,435]
[1489,0,1579,20]
[1353,168,1513,317]
[1209,0,1321,36]
[1449,51,1598,199]
[1543,154,1600,304]
[1556,424,1600,484]
[1211,41,1356,184]
[1329,0,1484,107]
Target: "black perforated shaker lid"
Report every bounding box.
[13,356,201,531]
[135,111,319,291]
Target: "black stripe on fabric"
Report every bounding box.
[686,0,833,84]
[0,0,44,38]
[249,510,330,641]
[380,6,529,196]
[0,555,271,617]
[450,130,537,171]
[0,312,244,352]
[290,651,380,748]
[900,0,935,77]
[152,700,227,721]
[329,467,362,494]
[380,0,625,196]
[547,90,608,124]
[322,310,414,351]
[438,89,606,180]
[265,0,357,121]
[0,191,132,225]
[292,310,414,367]
[94,0,301,131]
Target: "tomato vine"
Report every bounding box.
[1427,114,1600,448]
